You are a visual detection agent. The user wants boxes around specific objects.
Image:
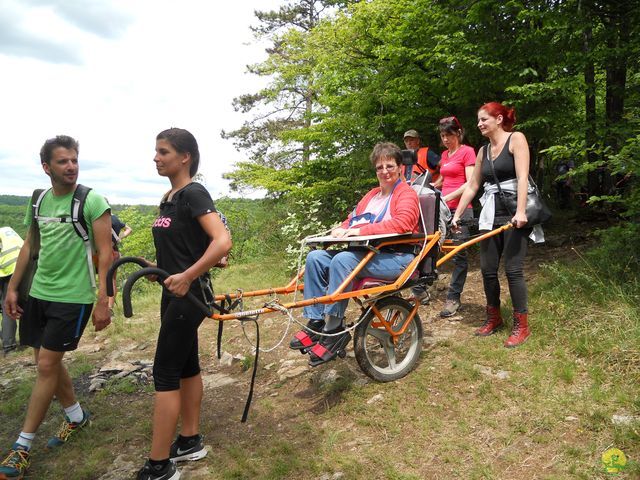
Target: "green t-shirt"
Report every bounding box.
[25,188,110,304]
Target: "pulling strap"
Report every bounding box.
[240,317,259,423]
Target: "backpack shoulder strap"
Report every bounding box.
[71,184,92,242]
[29,188,46,253]
[174,183,194,221]
[70,184,97,288]
[32,188,48,221]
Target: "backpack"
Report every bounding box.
[212,211,231,268]
[19,184,96,294]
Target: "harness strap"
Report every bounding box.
[198,285,254,421]
[240,317,259,423]
[216,322,224,360]
[213,292,245,359]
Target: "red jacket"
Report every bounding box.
[341,181,420,236]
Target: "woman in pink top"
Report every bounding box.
[435,116,476,317]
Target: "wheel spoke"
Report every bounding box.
[366,326,391,343]
[383,343,397,369]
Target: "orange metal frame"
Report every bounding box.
[209,223,513,327]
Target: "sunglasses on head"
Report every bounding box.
[439,116,462,129]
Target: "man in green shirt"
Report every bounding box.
[1,135,113,479]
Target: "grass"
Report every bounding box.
[0,250,639,479]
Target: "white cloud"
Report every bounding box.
[0,0,278,204]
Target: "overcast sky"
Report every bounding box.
[0,0,280,204]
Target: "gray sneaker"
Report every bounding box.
[412,289,431,305]
[439,299,461,318]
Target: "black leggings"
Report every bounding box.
[479,226,531,313]
[153,293,206,391]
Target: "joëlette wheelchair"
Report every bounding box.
[105,159,512,420]
[106,188,510,381]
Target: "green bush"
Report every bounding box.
[585,223,640,291]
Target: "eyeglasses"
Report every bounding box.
[376,164,398,172]
[439,116,462,129]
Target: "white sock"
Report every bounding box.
[64,402,84,423]
[16,432,35,449]
[324,314,343,332]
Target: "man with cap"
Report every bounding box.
[403,129,441,183]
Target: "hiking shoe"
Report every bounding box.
[136,460,180,480]
[439,299,461,318]
[0,443,30,479]
[169,434,208,462]
[411,289,431,305]
[3,346,17,357]
[46,409,91,448]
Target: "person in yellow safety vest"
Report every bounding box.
[0,226,24,355]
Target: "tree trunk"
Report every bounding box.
[302,94,313,162]
[602,7,629,195]
[583,20,600,197]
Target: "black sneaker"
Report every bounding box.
[169,434,207,462]
[136,460,180,480]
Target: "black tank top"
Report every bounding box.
[481,134,516,219]
[481,134,516,185]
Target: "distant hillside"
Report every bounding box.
[0,195,29,207]
[0,196,280,263]
[0,202,28,237]
[0,194,149,238]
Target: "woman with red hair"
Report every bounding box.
[451,102,535,348]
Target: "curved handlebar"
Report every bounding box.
[106,256,152,297]
[122,267,212,319]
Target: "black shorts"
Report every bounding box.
[19,296,93,352]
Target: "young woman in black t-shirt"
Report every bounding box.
[451,102,533,349]
[137,128,231,480]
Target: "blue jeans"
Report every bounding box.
[303,249,414,321]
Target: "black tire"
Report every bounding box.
[354,296,423,382]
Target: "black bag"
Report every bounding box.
[485,145,552,227]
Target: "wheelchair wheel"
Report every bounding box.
[354,296,423,382]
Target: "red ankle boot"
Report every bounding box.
[475,305,503,336]
[504,312,530,348]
